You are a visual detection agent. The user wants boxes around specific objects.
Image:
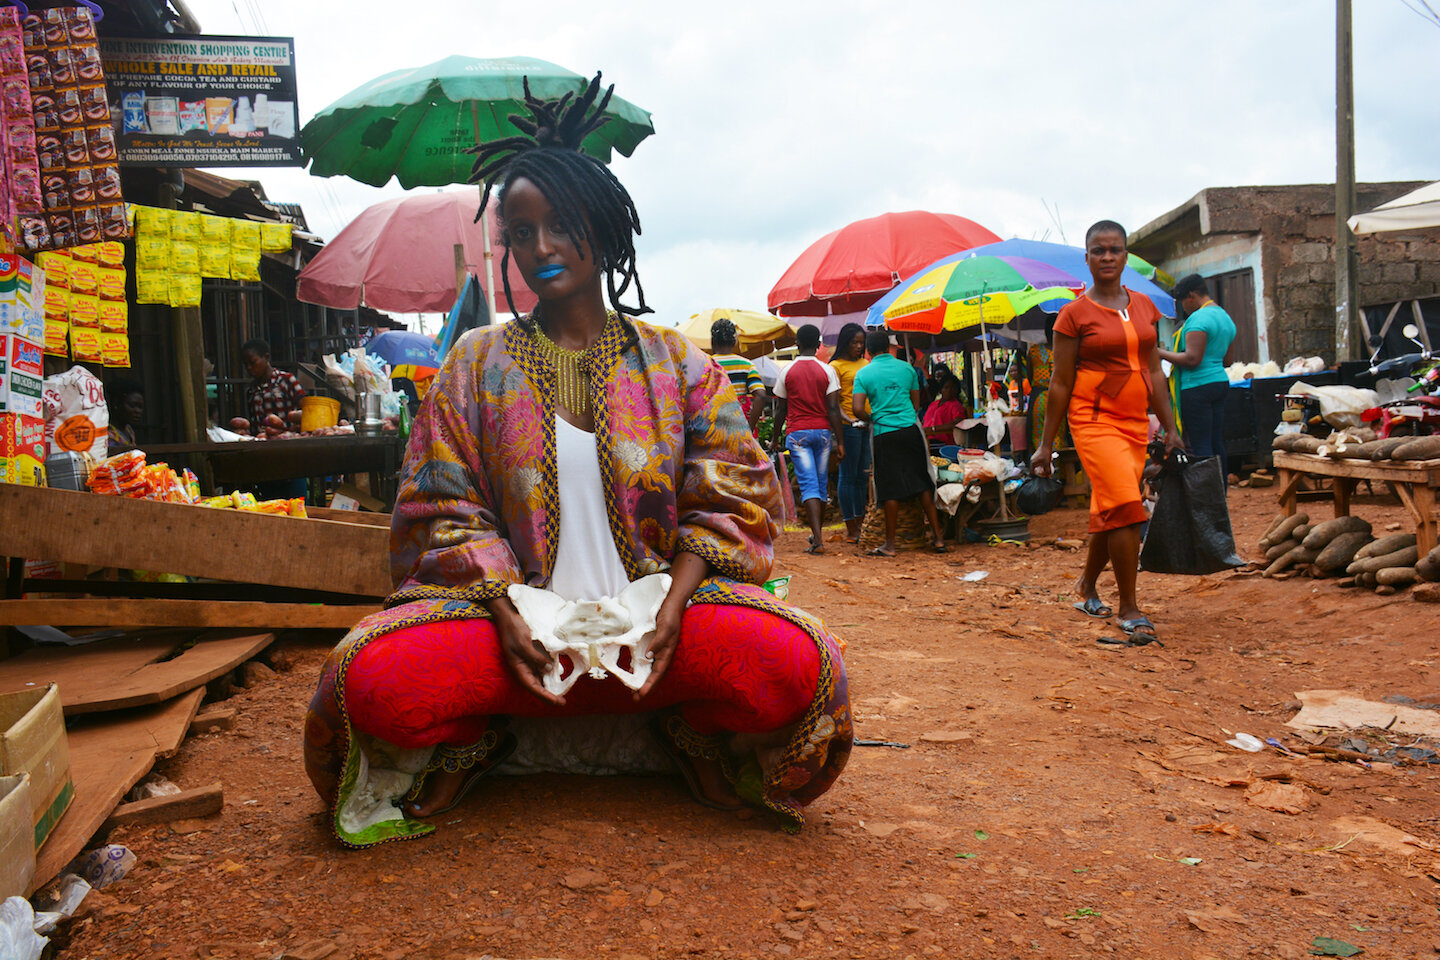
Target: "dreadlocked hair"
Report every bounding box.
[467,72,650,322]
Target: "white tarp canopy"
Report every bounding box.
[1348,181,1440,234]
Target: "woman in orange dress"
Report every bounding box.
[1031,221,1183,643]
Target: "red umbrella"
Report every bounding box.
[767,211,1001,317]
[297,190,538,315]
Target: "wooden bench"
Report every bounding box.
[1272,451,1440,554]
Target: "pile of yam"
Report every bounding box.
[1272,431,1440,462]
[1255,512,1440,596]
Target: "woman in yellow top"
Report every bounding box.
[830,322,870,542]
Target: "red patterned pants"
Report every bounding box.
[345,604,821,748]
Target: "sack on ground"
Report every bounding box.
[1140,453,1245,575]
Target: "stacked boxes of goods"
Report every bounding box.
[0,251,44,484]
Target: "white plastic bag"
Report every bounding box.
[41,366,108,462]
[0,897,47,960]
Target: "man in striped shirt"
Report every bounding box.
[711,318,767,433]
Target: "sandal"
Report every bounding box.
[1118,616,1159,643]
[865,547,895,557]
[401,729,517,818]
[650,714,746,812]
[931,541,949,554]
[1073,597,1113,619]
[1096,633,1164,648]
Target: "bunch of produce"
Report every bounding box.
[1272,430,1440,461]
[1255,512,1440,596]
[227,414,358,439]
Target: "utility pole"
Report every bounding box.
[1335,0,1359,363]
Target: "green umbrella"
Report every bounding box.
[301,56,656,188]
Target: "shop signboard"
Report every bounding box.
[98,34,300,167]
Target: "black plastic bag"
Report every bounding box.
[1140,453,1244,575]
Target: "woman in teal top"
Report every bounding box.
[1158,274,1237,473]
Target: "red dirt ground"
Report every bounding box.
[57,485,1440,960]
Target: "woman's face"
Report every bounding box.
[1084,229,1127,284]
[941,380,958,401]
[121,391,144,426]
[845,331,865,360]
[501,177,602,303]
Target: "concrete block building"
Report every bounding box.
[1129,182,1440,364]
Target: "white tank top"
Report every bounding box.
[548,416,632,602]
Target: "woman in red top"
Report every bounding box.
[1031,221,1182,643]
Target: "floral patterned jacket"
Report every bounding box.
[391,315,781,595]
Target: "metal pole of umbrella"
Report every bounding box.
[482,226,499,320]
[471,102,501,321]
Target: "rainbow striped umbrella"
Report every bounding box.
[867,254,1084,338]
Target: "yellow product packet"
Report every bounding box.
[70,325,102,363]
[68,259,98,295]
[171,241,200,275]
[260,221,292,252]
[135,205,170,240]
[68,292,100,328]
[44,319,69,357]
[36,251,70,287]
[98,298,127,333]
[168,273,202,307]
[200,214,231,244]
[69,243,98,263]
[230,248,261,282]
[101,333,131,368]
[44,287,70,321]
[198,242,230,278]
[95,241,125,267]
[136,236,169,270]
[170,210,201,241]
[135,267,169,304]
[97,266,126,300]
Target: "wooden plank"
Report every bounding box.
[33,688,204,889]
[103,782,222,829]
[0,599,380,630]
[0,486,391,597]
[0,631,273,716]
[190,707,235,733]
[306,506,392,527]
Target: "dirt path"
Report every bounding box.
[59,486,1439,960]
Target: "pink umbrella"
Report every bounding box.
[767,211,1001,317]
[297,190,538,315]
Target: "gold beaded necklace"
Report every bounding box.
[528,310,615,419]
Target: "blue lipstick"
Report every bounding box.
[534,264,565,279]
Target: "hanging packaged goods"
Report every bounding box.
[131,205,291,308]
[98,35,300,167]
[35,242,127,365]
[4,7,130,253]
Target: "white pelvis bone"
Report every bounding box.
[507,574,672,696]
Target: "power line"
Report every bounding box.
[1398,0,1440,27]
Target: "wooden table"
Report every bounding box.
[1273,451,1440,554]
[146,434,405,506]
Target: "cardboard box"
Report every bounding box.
[0,773,37,898]
[0,685,73,851]
[0,254,46,344]
[0,332,44,420]
[1,413,46,486]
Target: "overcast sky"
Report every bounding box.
[187,0,1439,331]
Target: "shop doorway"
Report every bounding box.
[1207,268,1259,364]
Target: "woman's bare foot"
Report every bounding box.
[401,767,470,818]
[684,752,744,810]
